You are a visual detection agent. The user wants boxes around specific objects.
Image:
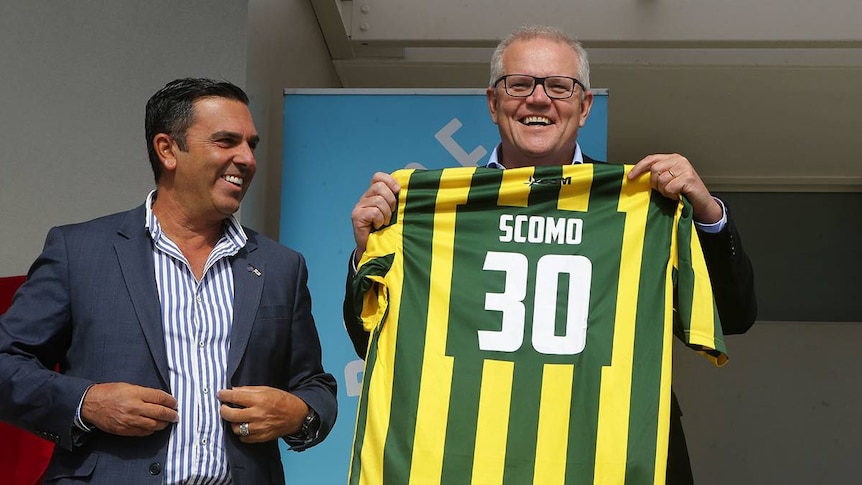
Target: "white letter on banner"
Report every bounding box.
[344,359,365,397]
[435,118,487,167]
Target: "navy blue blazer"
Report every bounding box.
[0,205,337,484]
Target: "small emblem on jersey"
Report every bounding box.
[526,176,572,186]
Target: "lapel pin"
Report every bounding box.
[247,264,262,277]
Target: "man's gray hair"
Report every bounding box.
[489,25,590,92]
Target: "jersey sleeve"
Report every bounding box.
[674,196,729,366]
[351,169,414,334]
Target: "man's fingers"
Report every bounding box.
[628,154,663,179]
[83,382,179,435]
[139,386,178,408]
[139,401,179,424]
[369,171,400,193]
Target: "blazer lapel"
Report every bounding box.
[115,206,170,387]
[227,237,263,380]
[583,153,602,164]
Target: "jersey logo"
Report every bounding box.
[526,176,572,186]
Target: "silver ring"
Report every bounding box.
[239,422,249,437]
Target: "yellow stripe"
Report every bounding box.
[472,359,515,485]
[593,166,649,481]
[409,168,476,483]
[558,164,592,212]
[534,364,575,485]
[498,167,533,207]
[356,170,414,485]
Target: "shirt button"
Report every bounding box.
[202,438,208,445]
[196,296,202,302]
[199,341,205,348]
[203,387,209,394]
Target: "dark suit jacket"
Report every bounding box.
[341,158,757,484]
[0,205,337,484]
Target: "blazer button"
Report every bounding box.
[149,462,162,475]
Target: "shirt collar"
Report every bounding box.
[485,143,583,169]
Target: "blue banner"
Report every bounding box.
[279,88,607,483]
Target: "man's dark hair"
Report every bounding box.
[145,78,250,183]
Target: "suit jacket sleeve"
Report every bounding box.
[0,227,94,450]
[697,205,758,335]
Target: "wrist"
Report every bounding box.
[75,384,96,433]
[286,407,320,444]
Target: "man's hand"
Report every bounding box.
[628,153,723,224]
[218,386,309,443]
[351,172,400,264]
[81,382,178,436]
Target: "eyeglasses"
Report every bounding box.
[493,74,585,100]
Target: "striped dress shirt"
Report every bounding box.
[146,191,246,484]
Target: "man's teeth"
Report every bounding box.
[523,116,551,126]
[223,175,243,186]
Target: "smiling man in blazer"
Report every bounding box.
[0,78,337,484]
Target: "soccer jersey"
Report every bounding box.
[349,164,726,485]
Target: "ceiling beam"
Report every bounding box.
[310,0,354,59]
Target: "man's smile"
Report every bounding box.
[521,115,552,126]
[222,174,244,186]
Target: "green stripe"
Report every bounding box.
[440,358,483,484]
[502,363,543,484]
[624,191,677,483]
[676,196,696,341]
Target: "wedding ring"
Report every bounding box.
[239,422,249,437]
[668,169,676,178]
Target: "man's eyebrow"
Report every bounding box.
[211,131,260,147]
[211,130,243,141]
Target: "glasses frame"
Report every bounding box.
[493,74,586,100]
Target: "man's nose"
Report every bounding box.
[527,82,552,104]
[234,142,256,166]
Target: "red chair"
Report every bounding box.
[0,275,53,485]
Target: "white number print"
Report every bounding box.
[479,251,591,355]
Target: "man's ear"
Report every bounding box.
[487,87,500,125]
[153,133,177,171]
[578,90,594,128]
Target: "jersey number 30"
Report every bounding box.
[479,251,591,355]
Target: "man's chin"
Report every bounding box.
[216,200,242,217]
[515,145,556,159]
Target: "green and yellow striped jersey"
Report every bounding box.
[350,164,726,485]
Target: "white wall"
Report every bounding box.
[0,0,249,276]
[243,0,340,238]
